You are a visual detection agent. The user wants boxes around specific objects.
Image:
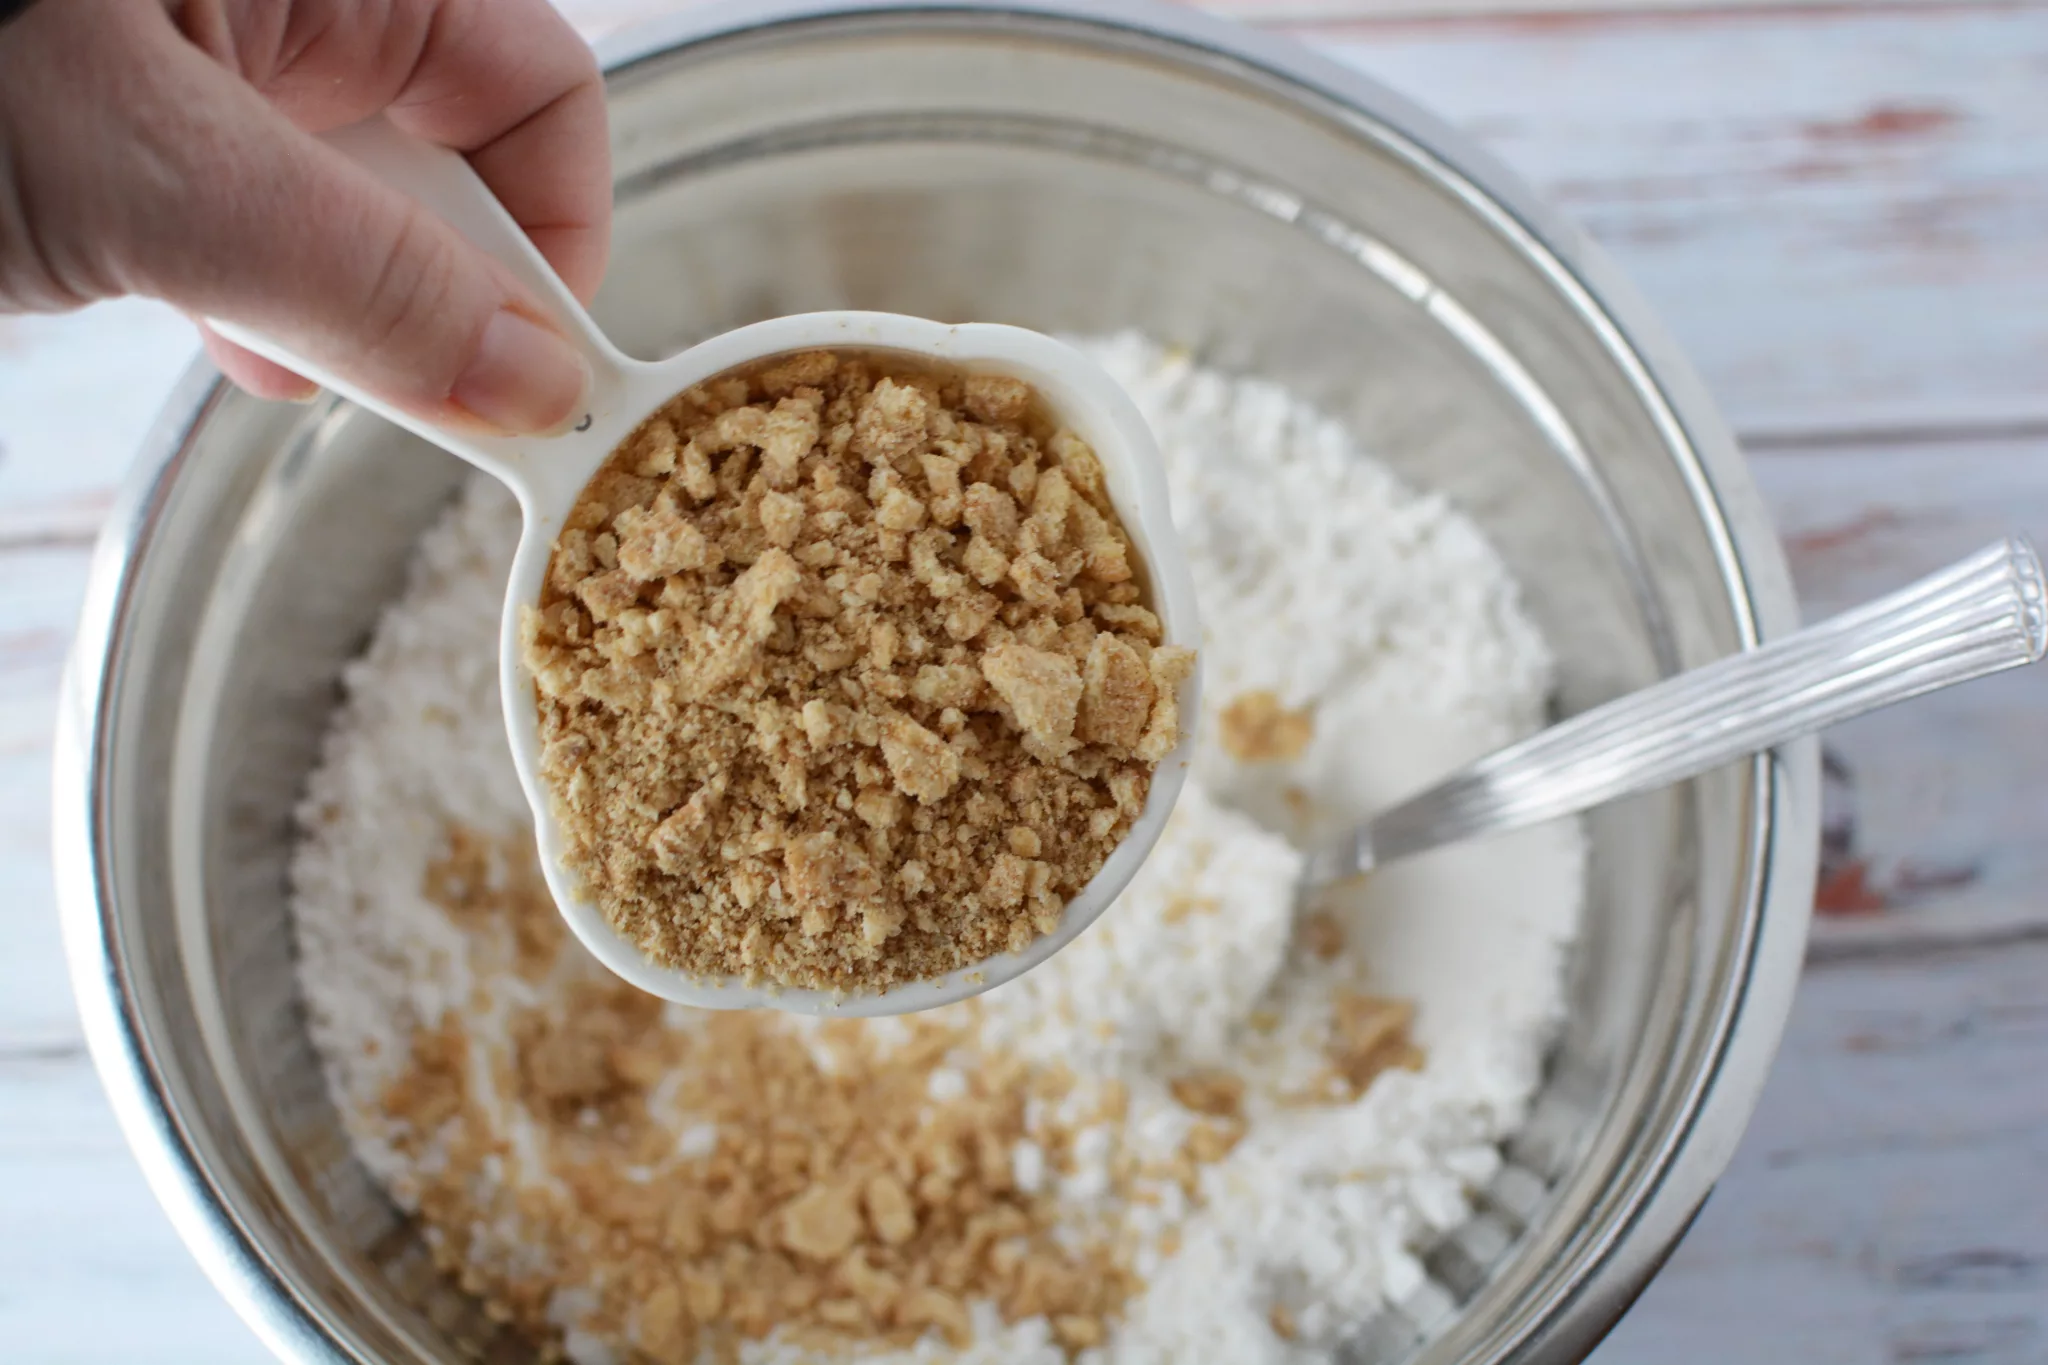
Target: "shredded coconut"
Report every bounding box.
[291,332,1584,1363]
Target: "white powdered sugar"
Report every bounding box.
[972,783,1303,1076]
[292,484,534,1178]
[290,332,1585,1363]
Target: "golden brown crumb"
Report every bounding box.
[1326,992,1425,1098]
[1161,894,1219,925]
[1169,1070,1246,1120]
[1180,1118,1246,1170]
[1300,910,1347,961]
[1054,1314,1106,1351]
[524,351,1191,993]
[422,824,564,980]
[1218,689,1315,764]
[375,829,1246,1362]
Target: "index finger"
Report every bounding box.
[222,0,613,303]
[382,0,611,302]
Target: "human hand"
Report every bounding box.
[0,0,610,434]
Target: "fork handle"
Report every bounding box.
[1308,537,2046,888]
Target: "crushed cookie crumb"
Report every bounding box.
[422,824,564,980]
[526,351,1191,993]
[384,837,1155,1363]
[1169,1070,1246,1120]
[1300,910,1347,961]
[1326,993,1425,1098]
[1218,689,1315,763]
[1161,894,1220,925]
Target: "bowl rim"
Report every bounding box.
[54,4,1819,1363]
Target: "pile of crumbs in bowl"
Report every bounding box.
[292,332,1585,1363]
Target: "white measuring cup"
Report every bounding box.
[210,117,1200,1016]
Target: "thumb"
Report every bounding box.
[128,54,588,434]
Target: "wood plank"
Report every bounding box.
[0,304,195,547]
[1749,439,2048,955]
[0,547,93,1050]
[1591,935,2048,1365]
[1308,6,2048,439]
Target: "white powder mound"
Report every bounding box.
[291,480,534,1185]
[1093,333,1553,740]
[291,332,1585,1365]
[974,784,1304,1076]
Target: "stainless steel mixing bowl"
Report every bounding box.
[56,2,1819,1361]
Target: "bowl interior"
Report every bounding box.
[86,9,1800,1364]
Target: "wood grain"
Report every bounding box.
[0,304,193,548]
[1312,5,2048,441]
[1593,936,2048,1365]
[1751,440,2048,955]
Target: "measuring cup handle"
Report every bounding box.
[204,116,627,495]
[314,118,618,374]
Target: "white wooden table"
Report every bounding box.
[5,1,2045,1360]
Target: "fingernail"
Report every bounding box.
[452,310,590,434]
